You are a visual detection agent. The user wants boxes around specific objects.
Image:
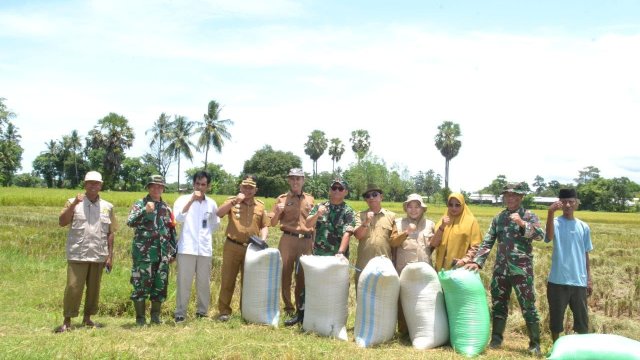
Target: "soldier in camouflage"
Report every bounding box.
[126,175,177,326]
[306,178,359,257]
[465,182,544,356]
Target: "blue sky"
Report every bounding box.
[2,0,640,192]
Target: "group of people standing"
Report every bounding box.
[55,169,593,357]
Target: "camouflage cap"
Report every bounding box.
[287,168,305,177]
[330,178,348,190]
[502,182,527,195]
[146,174,165,187]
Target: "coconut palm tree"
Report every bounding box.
[196,100,233,169]
[165,115,195,190]
[434,121,462,189]
[146,113,172,178]
[328,138,345,174]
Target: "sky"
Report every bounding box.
[2,0,640,193]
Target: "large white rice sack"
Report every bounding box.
[399,262,449,349]
[300,255,350,341]
[547,334,640,360]
[241,244,282,327]
[354,256,400,347]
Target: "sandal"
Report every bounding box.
[83,320,103,328]
[55,324,71,333]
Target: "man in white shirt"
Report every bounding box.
[173,171,220,322]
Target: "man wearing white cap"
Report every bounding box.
[56,171,117,333]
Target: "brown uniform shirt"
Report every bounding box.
[356,208,398,271]
[272,192,315,234]
[220,197,269,243]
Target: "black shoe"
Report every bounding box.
[175,316,185,323]
[195,313,208,319]
[284,310,303,327]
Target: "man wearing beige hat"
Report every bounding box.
[215,174,269,322]
[271,168,314,326]
[56,171,117,333]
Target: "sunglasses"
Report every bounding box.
[447,202,462,208]
[331,185,345,192]
[364,191,380,199]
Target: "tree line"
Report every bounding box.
[1,97,638,211]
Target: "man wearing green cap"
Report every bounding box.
[126,175,177,326]
[465,181,544,355]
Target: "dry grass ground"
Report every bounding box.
[0,188,638,359]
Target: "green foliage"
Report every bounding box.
[145,113,173,178]
[242,145,302,197]
[185,164,238,195]
[196,100,233,169]
[13,172,45,187]
[342,157,413,201]
[434,121,462,189]
[165,115,195,190]
[328,137,345,174]
[86,113,135,190]
[304,171,335,199]
[349,129,370,163]
[578,177,639,212]
[119,157,156,191]
[304,130,328,177]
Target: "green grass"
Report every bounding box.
[0,187,638,359]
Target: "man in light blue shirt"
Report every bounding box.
[545,188,593,343]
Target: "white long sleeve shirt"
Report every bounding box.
[173,194,220,256]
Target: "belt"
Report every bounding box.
[282,230,312,239]
[226,237,248,247]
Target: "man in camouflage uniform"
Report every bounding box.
[271,168,315,326]
[127,175,177,326]
[306,178,359,257]
[215,175,269,322]
[465,182,544,356]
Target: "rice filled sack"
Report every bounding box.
[399,262,449,349]
[241,244,282,327]
[547,333,640,360]
[354,256,400,348]
[300,255,350,341]
[439,268,490,357]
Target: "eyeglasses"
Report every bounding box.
[364,191,380,199]
[331,185,345,192]
[447,202,462,208]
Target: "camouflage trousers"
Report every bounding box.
[490,271,540,324]
[130,260,169,302]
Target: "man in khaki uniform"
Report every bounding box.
[353,184,401,289]
[56,171,117,332]
[270,168,314,326]
[215,175,269,322]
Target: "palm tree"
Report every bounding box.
[66,130,82,187]
[349,129,370,163]
[146,113,172,177]
[434,121,462,189]
[328,138,345,174]
[165,115,195,190]
[86,113,135,190]
[304,130,328,177]
[196,100,233,169]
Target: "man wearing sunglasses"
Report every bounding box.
[353,184,401,288]
[306,179,359,258]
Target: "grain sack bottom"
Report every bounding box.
[439,268,490,357]
[399,262,449,349]
[241,244,282,327]
[355,256,400,348]
[300,255,350,341]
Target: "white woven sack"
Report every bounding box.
[241,244,282,327]
[399,262,449,349]
[354,256,400,347]
[300,255,350,341]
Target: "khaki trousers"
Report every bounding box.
[278,235,313,313]
[63,261,105,318]
[175,254,212,318]
[217,240,247,315]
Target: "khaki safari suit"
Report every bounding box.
[218,196,270,316]
[272,191,315,313]
[355,208,400,286]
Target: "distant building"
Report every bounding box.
[468,193,500,204]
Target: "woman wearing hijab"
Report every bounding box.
[431,192,482,271]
